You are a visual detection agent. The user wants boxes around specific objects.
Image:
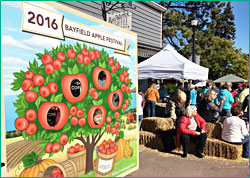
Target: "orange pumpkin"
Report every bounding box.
[20,159,56,177]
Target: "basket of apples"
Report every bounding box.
[67,143,86,175]
[95,139,118,176]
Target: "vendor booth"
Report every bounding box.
[138,44,209,118]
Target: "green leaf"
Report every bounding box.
[22,131,28,139]
[72,131,77,138]
[40,130,47,139]
[50,95,56,102]
[49,134,57,142]
[98,99,103,105]
[49,152,54,157]
[63,124,71,132]
[21,151,37,168]
[13,72,22,79]
[55,94,63,102]
[39,140,49,148]
[60,145,64,152]
[68,67,73,74]
[39,149,46,158]
[92,100,98,105]
[72,64,79,74]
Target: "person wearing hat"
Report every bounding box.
[189,84,197,106]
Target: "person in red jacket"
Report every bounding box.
[177,105,207,158]
[227,82,238,106]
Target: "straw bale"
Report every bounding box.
[206,122,223,139]
[139,131,165,151]
[204,138,242,160]
[141,117,174,133]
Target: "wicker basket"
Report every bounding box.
[67,150,86,176]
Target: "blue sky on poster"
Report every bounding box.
[1,1,137,95]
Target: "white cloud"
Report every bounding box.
[4,88,22,96]
[3,66,26,72]
[6,27,20,32]
[4,75,15,80]
[1,1,21,9]
[22,35,60,49]
[28,1,58,13]
[2,36,40,52]
[113,31,136,44]
[112,53,133,64]
[3,57,29,66]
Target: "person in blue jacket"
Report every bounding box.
[189,84,197,106]
[201,81,212,99]
[158,83,167,99]
[216,84,234,117]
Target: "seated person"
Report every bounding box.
[177,105,207,158]
[93,109,102,125]
[221,106,249,158]
[198,89,225,123]
[158,83,167,99]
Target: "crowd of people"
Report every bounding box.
[138,80,249,159]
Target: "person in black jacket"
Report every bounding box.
[198,89,226,123]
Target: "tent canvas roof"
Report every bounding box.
[138,44,209,81]
[213,74,248,83]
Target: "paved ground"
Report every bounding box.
[127,146,249,177]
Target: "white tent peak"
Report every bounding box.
[138,44,209,81]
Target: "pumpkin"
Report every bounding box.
[115,139,126,162]
[19,151,56,177]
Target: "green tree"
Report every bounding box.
[180,36,249,80]
[159,1,227,49]
[11,43,132,174]
[210,2,236,40]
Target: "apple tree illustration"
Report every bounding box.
[11,42,133,173]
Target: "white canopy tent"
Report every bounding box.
[138,44,209,81]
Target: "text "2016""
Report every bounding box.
[28,11,58,30]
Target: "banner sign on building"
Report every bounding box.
[107,12,132,31]
[1,1,138,177]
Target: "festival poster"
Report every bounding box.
[1,1,138,177]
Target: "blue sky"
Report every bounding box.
[231,1,249,53]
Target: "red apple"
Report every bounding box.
[47,82,58,94]
[53,59,62,70]
[68,146,75,154]
[111,65,116,73]
[114,121,120,128]
[74,143,80,152]
[106,116,112,123]
[115,62,120,69]
[39,86,50,97]
[41,54,53,65]
[45,64,55,75]
[92,91,99,100]
[120,73,125,82]
[89,50,95,60]
[76,109,84,118]
[114,112,120,119]
[67,49,76,59]
[125,99,129,106]
[79,145,86,151]
[15,117,28,131]
[83,56,91,66]
[33,74,44,86]
[81,48,89,56]
[57,52,65,62]
[25,109,37,121]
[26,123,37,135]
[78,117,86,126]
[89,88,95,96]
[106,124,111,132]
[52,168,61,177]
[111,127,116,134]
[25,90,37,102]
[52,142,61,153]
[125,76,129,84]
[21,80,34,91]
[95,49,100,59]
[121,84,126,92]
[108,57,113,66]
[122,104,127,110]
[45,142,53,153]
[25,71,34,80]
[77,54,84,64]
[70,117,78,126]
[59,134,69,145]
[70,106,77,116]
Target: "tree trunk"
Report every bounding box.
[85,143,95,174]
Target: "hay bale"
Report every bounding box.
[140,131,165,152]
[206,122,223,139]
[141,117,174,133]
[204,138,242,160]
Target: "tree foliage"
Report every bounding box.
[159,1,248,81]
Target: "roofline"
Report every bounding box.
[141,1,166,12]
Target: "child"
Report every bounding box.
[189,84,197,106]
[93,109,102,125]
